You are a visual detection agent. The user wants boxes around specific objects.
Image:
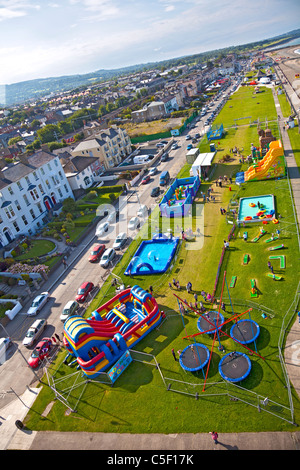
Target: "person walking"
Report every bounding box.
[149,285,153,295]
[171,348,177,361]
[209,431,219,445]
[62,259,68,269]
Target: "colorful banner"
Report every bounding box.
[107,350,132,384]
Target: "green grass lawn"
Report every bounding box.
[15,239,56,260]
[24,86,300,434]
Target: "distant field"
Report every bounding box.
[122,117,183,137]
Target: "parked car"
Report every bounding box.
[28,338,52,369]
[60,300,79,322]
[187,144,193,150]
[22,318,47,347]
[75,282,94,303]
[27,292,50,316]
[156,142,165,148]
[128,217,140,230]
[95,221,109,236]
[171,143,178,150]
[137,204,148,218]
[195,133,200,139]
[185,134,191,140]
[113,232,127,250]
[0,337,12,364]
[161,152,169,162]
[149,167,158,176]
[100,248,116,268]
[141,175,150,184]
[88,244,105,262]
[151,186,160,197]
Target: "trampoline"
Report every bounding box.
[218,351,252,382]
[179,343,210,372]
[197,311,224,335]
[230,319,260,345]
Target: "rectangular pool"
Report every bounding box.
[124,237,179,275]
[237,194,275,224]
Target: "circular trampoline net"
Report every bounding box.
[180,344,209,371]
[219,351,251,382]
[230,319,260,344]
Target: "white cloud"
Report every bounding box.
[0,1,40,21]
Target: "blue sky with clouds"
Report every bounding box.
[0,0,299,84]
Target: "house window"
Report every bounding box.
[40,167,45,175]
[45,179,51,189]
[38,184,45,195]
[15,200,21,211]
[23,194,30,206]
[33,171,39,181]
[37,202,43,214]
[58,171,63,180]
[0,214,3,224]
[64,184,69,193]
[29,209,36,220]
[17,181,23,191]
[25,176,30,185]
[47,163,52,171]
[13,221,20,233]
[30,188,39,201]
[4,205,15,219]
[22,215,28,226]
[8,186,14,196]
[54,159,58,167]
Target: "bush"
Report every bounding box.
[21,243,28,250]
[10,250,17,258]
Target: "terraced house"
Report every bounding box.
[71,125,132,170]
[0,151,73,247]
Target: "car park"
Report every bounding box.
[27,292,50,316]
[75,282,94,303]
[22,318,47,347]
[88,244,105,262]
[128,217,140,230]
[60,300,79,322]
[151,187,160,197]
[28,338,52,369]
[113,232,127,250]
[100,248,116,268]
[149,167,158,176]
[95,221,109,236]
[141,175,150,184]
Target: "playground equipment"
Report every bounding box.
[235,140,285,184]
[218,352,252,383]
[250,279,258,298]
[159,176,200,218]
[63,285,161,378]
[179,344,210,373]
[230,276,237,288]
[269,255,285,269]
[207,123,224,140]
[243,254,250,265]
[197,311,225,335]
[252,229,266,242]
[267,273,282,280]
[269,244,284,251]
[230,320,260,345]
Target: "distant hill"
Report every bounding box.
[1,28,300,107]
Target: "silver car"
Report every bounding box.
[27,292,50,316]
[23,318,47,347]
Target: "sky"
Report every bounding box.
[0,0,299,85]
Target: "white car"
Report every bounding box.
[100,248,116,268]
[128,217,140,230]
[60,300,79,322]
[22,318,47,347]
[96,221,109,236]
[137,204,148,218]
[185,135,191,140]
[27,292,50,316]
[113,232,127,250]
[149,167,158,176]
[171,143,178,150]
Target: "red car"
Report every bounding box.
[141,175,150,184]
[28,338,52,369]
[75,281,94,303]
[88,244,105,262]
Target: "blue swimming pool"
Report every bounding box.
[124,236,179,276]
[237,194,275,224]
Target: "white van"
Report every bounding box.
[22,318,47,347]
[60,300,79,322]
[0,337,12,364]
[133,155,150,164]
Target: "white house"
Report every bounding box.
[62,155,99,192]
[0,150,73,247]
